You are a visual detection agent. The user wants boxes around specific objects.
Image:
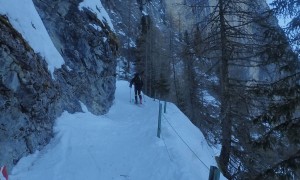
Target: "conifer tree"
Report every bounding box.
[187,0,300,178]
[271,0,300,56]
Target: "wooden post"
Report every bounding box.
[164,101,167,113]
[157,103,162,138]
[209,166,220,180]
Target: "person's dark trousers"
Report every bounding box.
[134,88,142,104]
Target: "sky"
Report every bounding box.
[0,0,226,179]
[266,0,291,28]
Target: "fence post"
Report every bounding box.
[164,101,167,113]
[208,166,220,180]
[0,166,8,180]
[157,103,162,138]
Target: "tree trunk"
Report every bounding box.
[218,0,232,178]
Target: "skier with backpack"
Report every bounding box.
[129,72,144,104]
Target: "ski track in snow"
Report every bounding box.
[9,81,223,180]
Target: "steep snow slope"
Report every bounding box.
[9,81,224,180]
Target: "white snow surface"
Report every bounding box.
[9,81,225,180]
[79,0,115,32]
[203,90,220,107]
[0,0,65,78]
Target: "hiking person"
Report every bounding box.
[129,72,144,104]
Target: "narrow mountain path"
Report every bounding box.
[10,81,218,180]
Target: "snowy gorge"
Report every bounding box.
[0,0,294,179]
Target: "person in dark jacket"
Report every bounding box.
[129,72,144,104]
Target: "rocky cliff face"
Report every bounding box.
[163,0,197,31]
[0,15,59,171]
[0,0,116,171]
[33,0,117,115]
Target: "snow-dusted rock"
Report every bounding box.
[0,0,117,171]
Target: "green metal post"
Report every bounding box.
[157,103,162,138]
[208,166,220,180]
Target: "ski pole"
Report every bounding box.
[130,87,132,103]
[142,91,146,102]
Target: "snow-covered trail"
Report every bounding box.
[10,81,219,180]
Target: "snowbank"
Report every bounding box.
[79,0,115,32]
